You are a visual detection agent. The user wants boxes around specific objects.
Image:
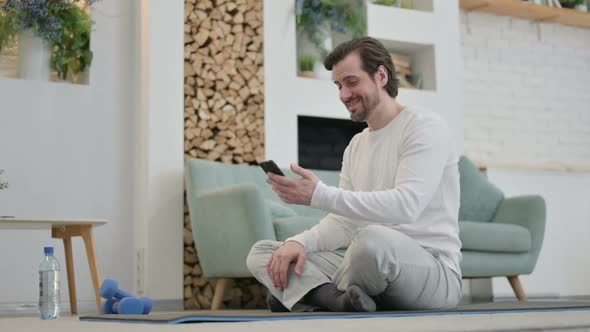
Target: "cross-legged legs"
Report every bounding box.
[247,225,461,312]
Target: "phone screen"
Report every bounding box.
[259,160,285,176]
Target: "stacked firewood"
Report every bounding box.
[184,0,265,164]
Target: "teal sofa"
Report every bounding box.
[186,157,545,309]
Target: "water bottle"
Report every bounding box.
[38,246,60,320]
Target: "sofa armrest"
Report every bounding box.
[187,183,276,278]
[492,195,546,254]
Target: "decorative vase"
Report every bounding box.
[17,29,52,81]
[312,25,333,80]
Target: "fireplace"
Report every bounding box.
[298,116,367,171]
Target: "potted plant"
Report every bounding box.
[295,0,366,79]
[0,0,99,83]
[0,170,8,190]
[51,3,94,83]
[559,0,585,8]
[296,0,366,56]
[298,54,316,78]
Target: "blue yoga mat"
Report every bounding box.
[79,301,590,324]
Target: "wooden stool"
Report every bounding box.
[0,217,107,315]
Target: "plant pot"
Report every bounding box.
[299,70,316,79]
[66,68,90,85]
[17,30,52,81]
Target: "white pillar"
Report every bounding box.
[134,0,184,303]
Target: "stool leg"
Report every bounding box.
[81,226,102,313]
[63,237,77,315]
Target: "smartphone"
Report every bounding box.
[259,160,285,176]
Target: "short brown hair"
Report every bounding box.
[324,37,399,98]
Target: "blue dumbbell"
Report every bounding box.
[100,279,134,300]
[102,297,144,315]
[100,278,153,314]
[137,296,153,314]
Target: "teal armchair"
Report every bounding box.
[186,157,545,308]
[457,156,546,300]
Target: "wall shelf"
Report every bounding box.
[377,39,436,91]
[460,0,590,29]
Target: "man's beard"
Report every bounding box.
[348,88,380,122]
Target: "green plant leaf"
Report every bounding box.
[298,54,316,72]
[0,8,17,52]
[49,3,94,81]
[0,169,8,190]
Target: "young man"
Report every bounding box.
[247,37,462,312]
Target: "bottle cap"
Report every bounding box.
[44,247,54,255]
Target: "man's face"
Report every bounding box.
[332,52,380,122]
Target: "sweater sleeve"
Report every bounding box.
[309,117,451,224]
[286,143,365,253]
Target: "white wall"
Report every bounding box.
[134,0,184,301]
[461,11,590,297]
[0,0,137,309]
[461,11,590,171]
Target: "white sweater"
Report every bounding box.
[287,106,462,275]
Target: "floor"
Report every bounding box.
[3,297,590,331]
[2,310,590,332]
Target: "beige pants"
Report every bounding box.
[246,225,462,311]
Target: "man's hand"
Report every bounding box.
[267,164,319,206]
[267,241,306,289]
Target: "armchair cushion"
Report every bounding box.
[272,216,322,242]
[458,156,504,222]
[492,195,546,255]
[459,221,531,253]
[266,200,297,219]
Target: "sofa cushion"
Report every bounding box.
[266,200,297,219]
[459,221,531,253]
[272,216,321,242]
[458,156,504,222]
